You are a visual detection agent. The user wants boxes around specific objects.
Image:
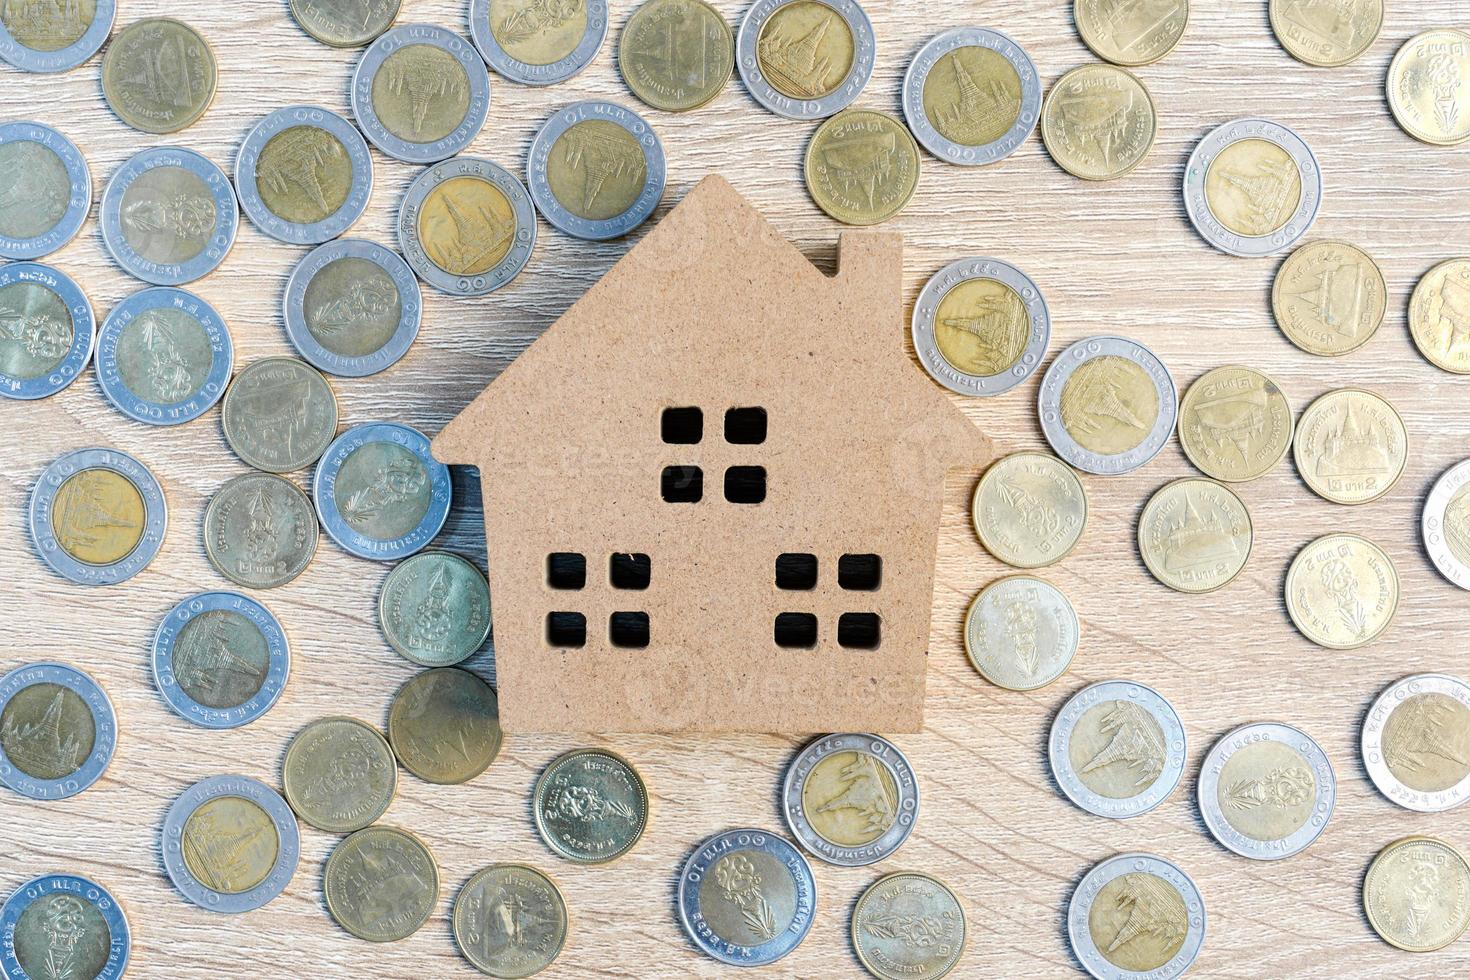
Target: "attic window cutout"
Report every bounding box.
[725,407,768,445]
[610,611,650,648]
[724,466,766,504]
[662,466,703,503]
[547,553,586,590]
[838,554,882,591]
[662,407,703,444]
[775,553,818,590]
[774,612,818,649]
[611,553,651,590]
[838,613,881,649]
[547,612,586,648]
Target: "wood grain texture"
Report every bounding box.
[3,1,1469,977]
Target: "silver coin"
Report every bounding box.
[283,238,421,376]
[0,261,95,401]
[29,446,168,586]
[350,24,491,164]
[781,732,917,866]
[0,872,130,979]
[95,286,233,425]
[736,0,874,120]
[221,356,339,473]
[964,575,1078,691]
[397,155,536,295]
[1197,722,1334,861]
[912,256,1050,396]
[1050,679,1186,819]
[1038,335,1178,476]
[677,827,816,967]
[901,26,1041,166]
[161,774,301,914]
[379,550,491,667]
[526,100,666,240]
[1183,117,1322,258]
[0,0,114,73]
[1423,459,1470,589]
[234,105,373,245]
[152,591,290,729]
[312,421,451,561]
[99,145,238,285]
[468,0,608,86]
[0,121,90,259]
[204,472,319,589]
[1362,673,1470,813]
[1068,852,1206,980]
[0,662,116,801]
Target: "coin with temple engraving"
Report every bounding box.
[1271,240,1386,356]
[620,0,733,112]
[1362,673,1470,813]
[0,872,131,980]
[289,0,400,47]
[1197,722,1335,861]
[0,122,90,260]
[1285,533,1398,650]
[0,0,113,73]
[312,421,451,561]
[1293,387,1406,505]
[284,238,422,377]
[204,473,319,589]
[236,105,374,245]
[161,774,301,914]
[283,716,397,833]
[533,748,649,864]
[1042,64,1156,181]
[1410,258,1470,374]
[221,356,339,473]
[30,447,167,586]
[0,261,95,401]
[1184,118,1321,258]
[1269,0,1380,67]
[1138,478,1252,594]
[804,109,918,226]
[388,667,503,784]
[678,828,817,967]
[852,871,966,980]
[101,18,217,134]
[1068,852,1206,979]
[964,575,1078,691]
[1424,459,1470,590]
[527,101,666,240]
[1050,680,1186,819]
[351,24,491,164]
[469,0,609,87]
[398,156,537,296]
[1364,836,1470,952]
[99,146,238,285]
[151,591,290,730]
[96,286,233,426]
[1074,0,1188,67]
[902,26,1040,166]
[380,551,491,667]
[1039,336,1177,476]
[973,452,1087,568]
[1387,30,1470,146]
[454,864,568,977]
[737,0,873,120]
[324,825,439,942]
[782,733,918,867]
[913,257,1050,397]
[1179,366,1292,482]
[0,662,115,801]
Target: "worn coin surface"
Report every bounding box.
[1292,387,1406,505]
[324,825,439,942]
[469,0,608,86]
[620,0,732,112]
[0,0,113,73]
[782,733,917,866]
[527,101,665,240]
[1271,239,1386,356]
[454,864,567,977]
[678,828,816,966]
[737,0,873,120]
[235,105,374,245]
[533,748,648,864]
[1183,118,1321,258]
[388,667,503,784]
[912,257,1050,397]
[1068,852,1206,979]
[204,473,319,589]
[1041,64,1155,181]
[284,238,422,376]
[1424,459,1470,590]
[0,122,90,260]
[96,286,232,425]
[973,452,1086,568]
[1138,478,1252,594]
[964,575,1078,691]
[99,146,237,285]
[161,774,300,914]
[282,716,397,833]
[1387,29,1470,146]
[398,156,536,295]
[1409,258,1470,374]
[1074,0,1188,66]
[851,871,966,980]
[0,662,115,800]
[351,24,491,164]
[101,18,217,134]
[1269,0,1380,67]
[902,26,1040,166]
[30,447,167,585]
[313,421,451,561]
[1362,673,1470,813]
[804,109,918,226]
[1197,722,1335,861]
[1179,365,1292,482]
[380,551,491,667]
[151,591,290,729]
[289,0,400,47]
[221,356,339,473]
[0,261,95,401]
[1364,836,1470,952]
[1285,533,1398,650]
[1050,680,1186,819]
[1039,335,1177,476]
[0,872,130,980]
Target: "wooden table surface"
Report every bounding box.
[5,0,1470,976]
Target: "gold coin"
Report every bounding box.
[282,716,398,834]
[324,825,439,942]
[1271,239,1386,356]
[0,682,96,781]
[1410,258,1470,374]
[963,575,1078,691]
[1178,365,1293,482]
[453,864,568,977]
[181,796,279,894]
[972,451,1087,569]
[933,275,1029,377]
[52,468,146,566]
[804,109,920,226]
[1285,532,1398,649]
[289,0,401,48]
[1292,387,1407,505]
[852,872,967,980]
[1387,30,1470,146]
[372,44,472,145]
[1382,693,1470,795]
[388,667,503,784]
[545,119,648,222]
[1041,64,1156,181]
[418,175,517,276]
[488,0,588,66]
[755,0,854,101]
[801,748,900,848]
[1059,354,1160,456]
[1068,699,1169,800]
[1088,871,1189,971]
[2,0,97,51]
[921,45,1022,148]
[1365,836,1470,952]
[256,125,354,225]
[1074,0,1189,67]
[1138,478,1252,594]
[1269,0,1381,68]
[619,0,733,112]
[1204,137,1302,238]
[101,18,218,134]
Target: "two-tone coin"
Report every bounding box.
[1424,459,1470,589]
[804,109,918,225]
[0,121,90,260]
[151,591,290,730]
[0,662,115,800]
[1042,64,1156,181]
[161,774,301,914]
[204,473,319,589]
[388,667,503,784]
[902,27,1040,166]
[1410,258,1470,374]
[1362,673,1470,812]
[1039,336,1177,476]
[527,101,665,240]
[620,0,733,112]
[1292,387,1406,505]
[284,238,422,376]
[782,733,917,866]
[1365,836,1470,952]
[221,357,339,473]
[1387,30,1470,146]
[101,18,217,134]
[973,452,1086,568]
[324,826,439,942]
[852,872,966,980]
[1285,533,1398,649]
[737,0,873,120]
[289,0,400,47]
[96,286,233,425]
[678,828,816,966]
[1198,722,1334,861]
[1075,0,1188,67]
[398,156,536,295]
[1271,240,1386,356]
[1068,852,1205,979]
[1178,365,1292,481]
[534,748,649,864]
[1269,0,1380,68]
[0,0,114,73]
[351,24,492,164]
[964,575,1078,691]
[0,872,130,980]
[912,257,1050,397]
[99,146,237,285]
[379,550,491,666]
[469,0,608,86]
[1050,680,1186,819]
[454,864,567,976]
[1183,118,1322,258]
[236,105,373,245]
[0,261,94,401]
[1138,478,1252,594]
[282,716,397,833]
[313,421,450,560]
[30,447,167,586]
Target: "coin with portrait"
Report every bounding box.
[388,667,503,784]
[324,825,439,942]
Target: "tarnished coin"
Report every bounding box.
[902,27,1040,166]
[313,421,451,560]
[1179,366,1292,482]
[1364,836,1470,952]
[0,121,90,260]
[678,828,816,966]
[1138,478,1251,594]
[204,473,319,589]
[1271,240,1386,356]
[1068,852,1206,979]
[0,872,130,980]
[1387,30,1470,146]
[282,716,397,833]
[221,357,339,473]
[398,156,536,296]
[852,872,965,980]
[1074,0,1188,67]
[284,238,422,376]
[235,105,374,245]
[1362,673,1470,812]
[1197,722,1335,861]
[0,662,115,800]
[96,286,232,426]
[912,257,1050,397]
[0,261,95,401]
[527,101,666,240]
[1424,459,1470,589]
[1039,335,1177,476]
[101,18,217,134]
[161,774,301,914]
[782,733,917,866]
[1042,64,1156,181]
[1410,258,1470,374]
[388,667,502,784]
[1269,0,1380,68]
[804,109,919,226]
[99,146,238,285]
[380,550,491,667]
[290,0,400,48]
[351,24,491,164]
[1292,387,1406,505]
[1183,118,1322,258]
[0,0,113,73]
[737,0,874,120]
[30,447,167,586]
[973,452,1086,568]
[1050,680,1186,819]
[620,0,733,112]
[1285,533,1398,650]
[469,0,608,88]
[454,864,567,977]
[324,826,439,942]
[151,591,290,729]
[533,748,648,864]
[964,575,1078,691]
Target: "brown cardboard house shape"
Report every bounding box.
[434,175,990,733]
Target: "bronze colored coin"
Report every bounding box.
[1365,836,1470,952]
[545,119,648,223]
[1381,693,1470,796]
[1059,354,1160,456]
[799,747,901,848]
[533,748,649,864]
[388,667,503,784]
[1074,0,1188,67]
[755,0,854,101]
[1410,259,1470,374]
[620,0,732,112]
[221,357,339,473]
[1138,478,1251,594]
[0,682,96,781]
[101,19,217,134]
[1387,30,1470,146]
[203,473,319,590]
[1293,387,1406,505]
[804,109,920,226]
[1285,533,1398,650]
[255,126,354,225]
[921,45,1022,149]
[324,825,439,942]
[1088,870,1189,971]
[852,872,966,980]
[417,176,516,276]
[1179,365,1292,483]
[181,795,280,894]
[1271,240,1386,356]
[1041,64,1156,181]
[283,716,397,833]
[1204,137,1302,239]
[290,0,400,47]
[52,468,146,566]
[1269,0,1381,68]
[454,864,568,977]
[973,452,1087,569]
[372,43,472,145]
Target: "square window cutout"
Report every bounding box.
[547,553,586,590]
[662,407,703,444]
[662,466,703,503]
[610,611,650,648]
[775,553,818,590]
[725,407,767,445]
[724,466,766,504]
[547,612,586,648]
[611,553,651,589]
[838,554,882,591]
[838,613,881,649]
[775,612,818,648]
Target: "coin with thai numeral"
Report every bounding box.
[0,122,90,260]
[1424,459,1470,590]
[1362,673,1470,813]
[620,0,732,112]
[1365,836,1470,952]
[0,873,130,980]
[0,0,114,73]
[527,101,666,240]
[312,421,451,561]
[1050,679,1186,819]
[398,156,536,296]
[100,146,238,285]
[204,473,319,589]
[782,732,917,866]
[388,667,502,784]
[283,716,397,833]
[912,256,1050,397]
[221,356,338,474]
[0,662,116,801]
[0,261,95,401]
[151,591,290,729]
[805,109,918,226]
[96,286,233,426]
[454,864,567,977]
[1183,118,1322,258]
[902,26,1040,166]
[289,0,399,47]
[1293,388,1406,505]
[964,575,1078,691]
[1270,0,1380,67]
[1271,240,1386,357]
[161,774,301,914]
[1042,64,1155,180]
[1197,722,1334,860]
[1068,852,1206,979]
[283,238,422,376]
[852,872,966,980]
[236,105,374,245]
[1285,533,1398,650]
[1387,30,1470,146]
[325,825,439,941]
[973,452,1086,569]
[534,748,648,864]
[469,0,608,87]
[1178,365,1292,482]
[1410,258,1470,375]
[1138,478,1252,594]
[677,828,816,967]
[1039,336,1177,476]
[351,24,491,164]
[380,551,491,667]
[737,0,874,120]
[30,447,167,586]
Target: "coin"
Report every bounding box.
[0,662,115,800]
[1364,836,1470,952]
[913,257,1050,397]
[151,590,291,729]
[1041,63,1155,181]
[852,872,966,980]
[324,825,439,942]
[284,238,422,376]
[29,447,167,586]
[388,667,503,784]
[0,0,113,72]
[804,109,919,226]
[282,716,397,833]
[0,872,130,979]
[204,473,319,589]
[533,748,648,864]
[1410,258,1470,374]
[1362,673,1470,812]
[1269,0,1380,67]
[0,121,90,260]
[1138,478,1252,594]
[1068,852,1206,979]
[1183,118,1322,258]
[221,356,339,473]
[468,0,608,86]
[782,733,917,866]
[290,0,400,47]
[1424,459,1470,589]
[737,0,873,120]
[677,828,816,966]
[379,550,491,667]
[101,18,217,134]
[1197,722,1334,861]
[1074,0,1188,67]
[1285,533,1398,649]
[313,421,451,560]
[351,24,492,164]
[398,156,537,295]
[620,0,732,112]
[1292,387,1406,505]
[1039,335,1177,476]
[964,575,1078,691]
[972,452,1087,568]
[902,26,1040,166]
[1178,366,1292,482]
[161,774,301,914]
[1050,680,1186,819]
[1387,30,1470,146]
[527,101,666,240]
[96,286,233,426]
[454,864,567,977]
[99,146,238,285]
[0,261,95,401]
[1271,240,1386,356]
[235,105,374,245]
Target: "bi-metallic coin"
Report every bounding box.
[1284,533,1398,650]
[1197,722,1335,861]
[351,24,492,164]
[1424,459,1470,590]
[1292,387,1406,505]
[282,716,397,834]
[1387,30,1470,146]
[1178,365,1292,481]
[1068,852,1205,979]
[1042,64,1156,181]
[380,550,491,667]
[454,865,567,977]
[99,146,238,285]
[398,156,536,295]
[972,452,1087,568]
[1050,679,1186,819]
[161,774,301,914]
[527,101,666,240]
[0,121,90,260]
[1364,836,1470,952]
[677,828,816,967]
[204,472,319,589]
[1183,118,1322,258]
[235,105,374,245]
[324,826,439,942]
[96,286,233,425]
[1074,0,1188,67]
[533,748,649,864]
[30,447,167,586]
[468,0,608,86]
[1269,0,1381,68]
[782,732,917,866]
[0,873,130,980]
[964,575,1078,691]
[0,261,95,401]
[312,421,450,561]
[1038,335,1177,476]
[1362,673,1470,812]
[1271,240,1386,356]
[0,0,114,73]
[1410,258,1470,374]
[804,109,917,225]
[852,872,966,980]
[0,662,115,800]
[388,667,503,784]
[620,0,733,112]
[1138,478,1252,594]
[902,26,1040,166]
[151,590,290,730]
[289,0,400,47]
[221,357,339,473]
[912,256,1050,397]
[284,238,422,376]
[101,18,217,134]
[737,0,874,120]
